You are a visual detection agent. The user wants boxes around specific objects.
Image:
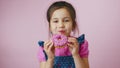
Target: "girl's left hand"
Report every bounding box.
[67,37,79,56]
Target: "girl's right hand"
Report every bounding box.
[44,40,55,60]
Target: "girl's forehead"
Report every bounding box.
[51,8,71,19]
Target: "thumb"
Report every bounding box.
[67,43,74,48]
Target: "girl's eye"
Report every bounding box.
[53,20,58,23]
[64,19,69,22]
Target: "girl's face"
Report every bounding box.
[50,8,73,36]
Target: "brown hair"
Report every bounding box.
[47,1,79,36]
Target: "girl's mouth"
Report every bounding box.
[58,30,65,34]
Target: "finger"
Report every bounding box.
[48,42,54,50]
[67,41,78,48]
[68,37,77,43]
[67,43,74,48]
[44,41,52,50]
[68,43,73,52]
[44,41,49,48]
[68,37,79,46]
[44,40,50,46]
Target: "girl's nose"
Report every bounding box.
[58,22,65,28]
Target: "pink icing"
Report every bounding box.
[52,34,68,46]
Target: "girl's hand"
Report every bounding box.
[44,40,55,60]
[67,37,79,57]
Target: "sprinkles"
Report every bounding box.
[52,34,68,48]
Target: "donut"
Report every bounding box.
[52,34,68,48]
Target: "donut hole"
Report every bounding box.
[57,36,62,40]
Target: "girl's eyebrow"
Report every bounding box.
[52,18,58,20]
[52,17,70,20]
[64,17,70,19]
[52,17,70,19]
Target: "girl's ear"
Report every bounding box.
[72,26,74,31]
[49,29,51,32]
[49,27,53,34]
[48,28,52,38]
[72,20,77,31]
[72,22,75,31]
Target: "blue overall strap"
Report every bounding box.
[38,41,48,60]
[77,34,85,45]
[38,41,44,47]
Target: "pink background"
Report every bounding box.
[0,0,120,68]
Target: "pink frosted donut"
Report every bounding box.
[52,34,68,48]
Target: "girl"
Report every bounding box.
[38,1,89,68]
